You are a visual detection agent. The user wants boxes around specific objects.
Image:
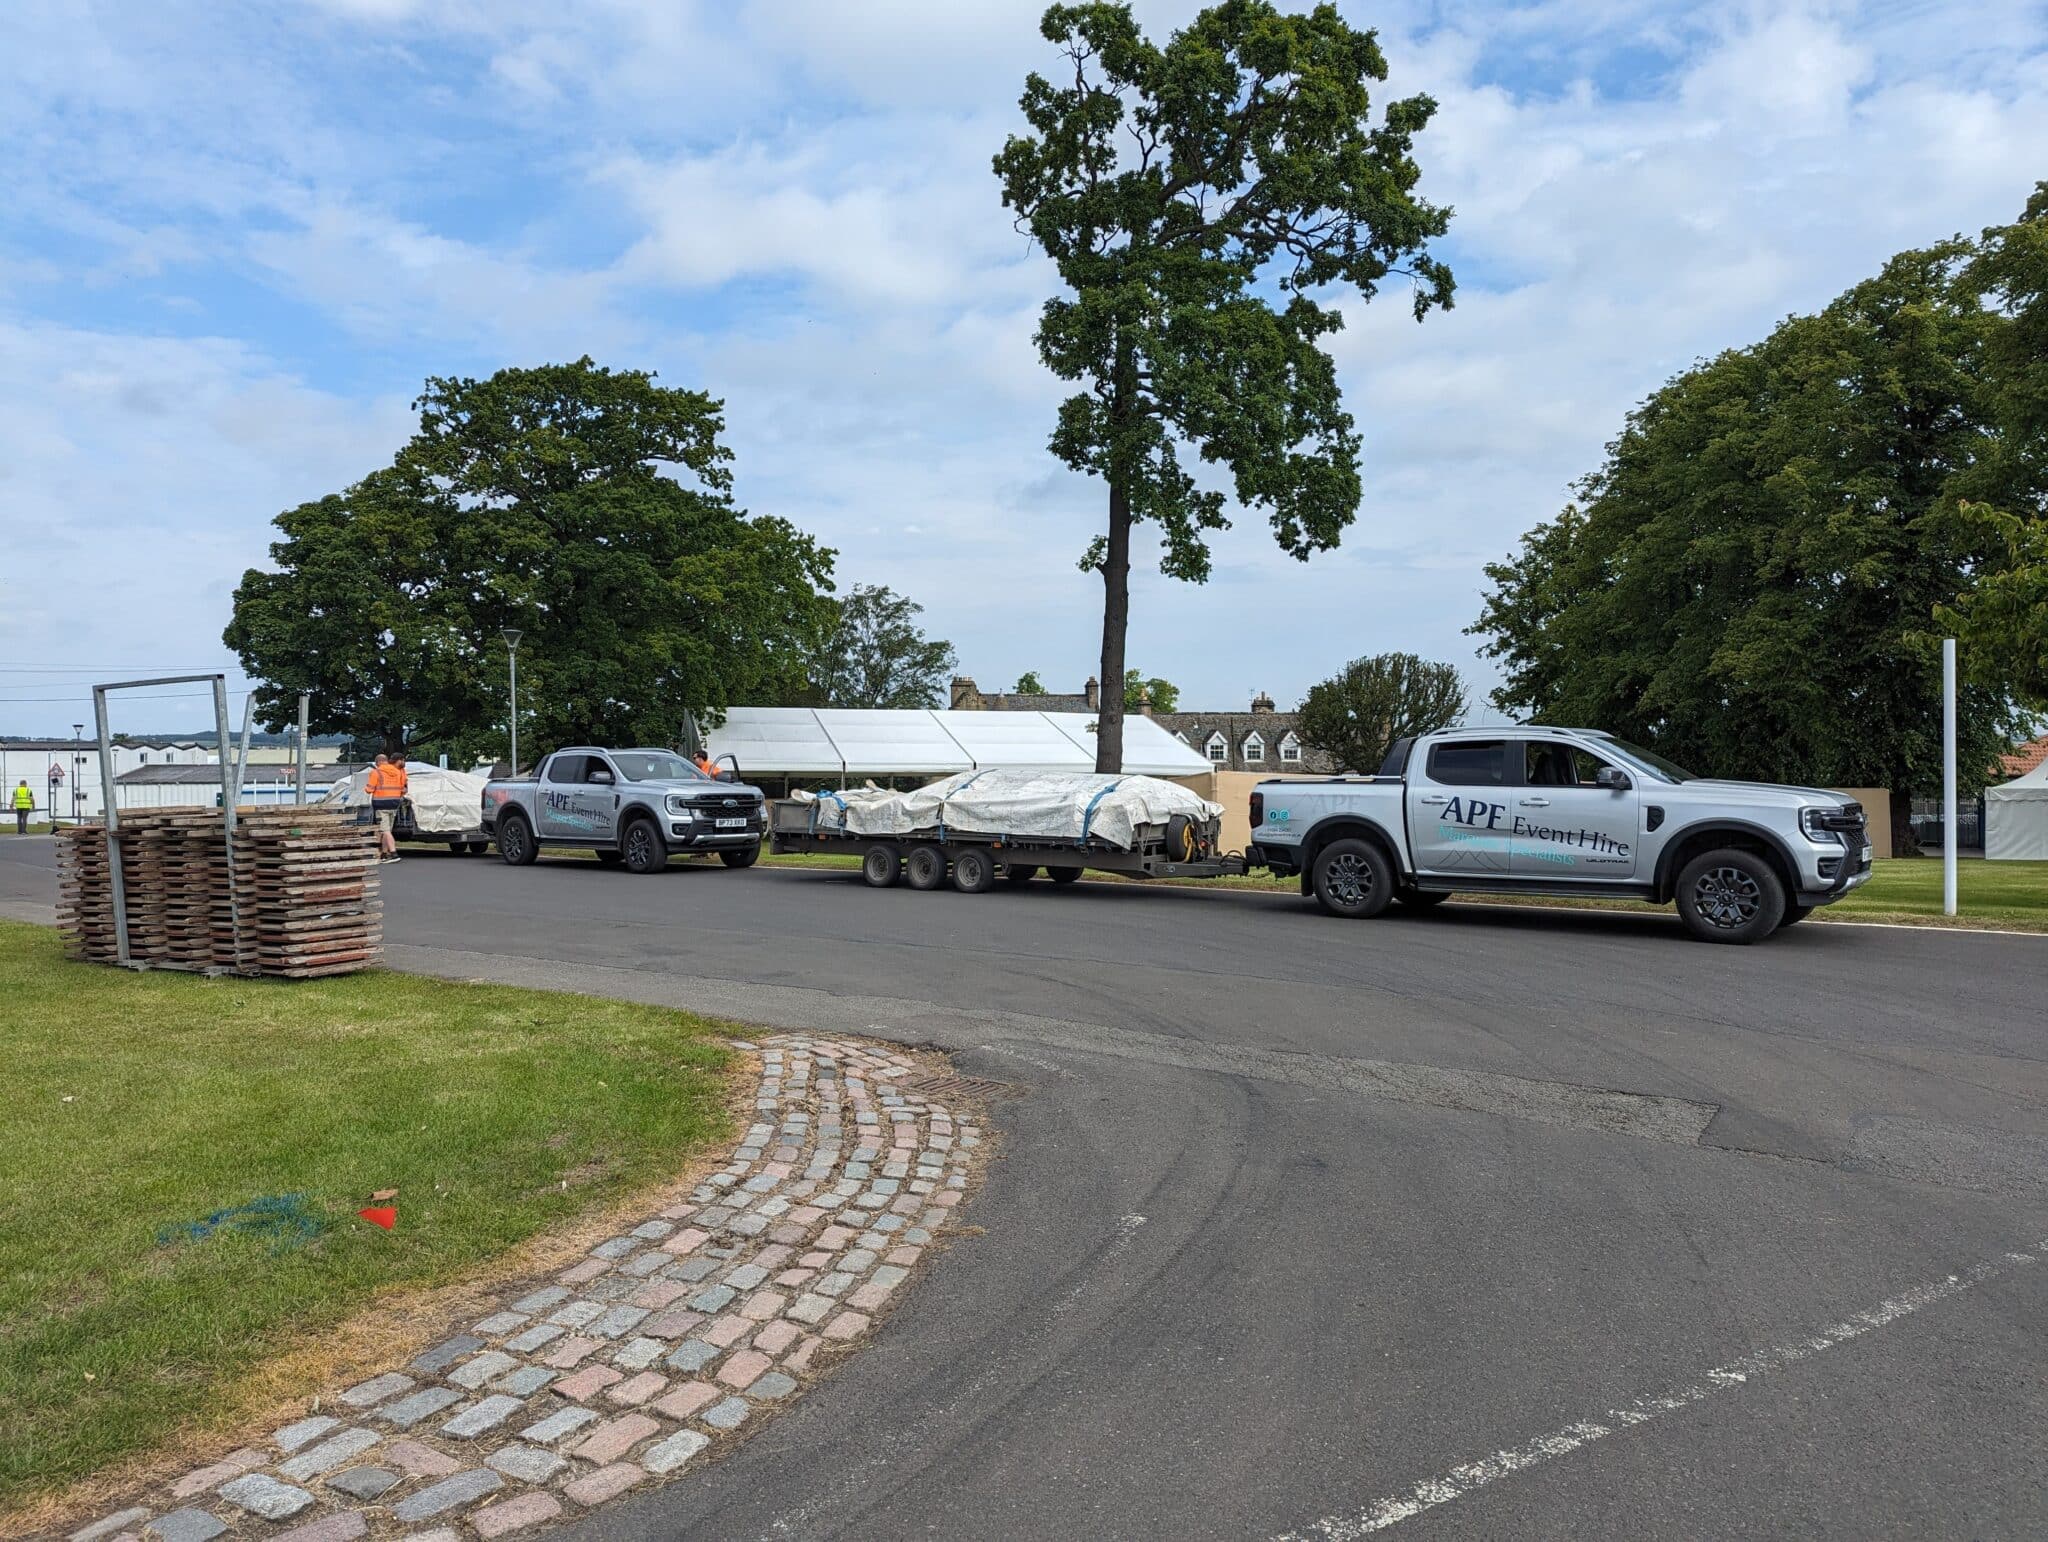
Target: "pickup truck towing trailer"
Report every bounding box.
[483,747,767,873]
[1249,726,1872,943]
[769,800,1246,892]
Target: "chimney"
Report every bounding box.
[1250,691,1275,714]
[1136,684,1154,717]
[1084,676,1100,710]
[950,676,980,711]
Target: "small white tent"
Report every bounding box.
[1984,756,2048,860]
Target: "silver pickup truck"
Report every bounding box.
[1249,726,1872,943]
[482,747,767,874]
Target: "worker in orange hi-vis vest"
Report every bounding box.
[365,755,409,864]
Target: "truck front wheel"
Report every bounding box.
[497,813,539,867]
[1675,848,1785,943]
[621,817,669,874]
[1312,838,1394,919]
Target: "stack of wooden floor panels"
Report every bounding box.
[53,808,380,978]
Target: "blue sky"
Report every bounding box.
[2,0,2045,734]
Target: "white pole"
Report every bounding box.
[1942,637,1957,917]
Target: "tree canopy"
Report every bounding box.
[996,0,1453,770]
[1471,203,2048,850]
[225,359,833,760]
[1013,670,1048,694]
[1124,669,1179,712]
[1296,651,1465,772]
[804,584,959,709]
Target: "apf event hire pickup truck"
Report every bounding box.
[481,746,767,874]
[1249,725,1872,943]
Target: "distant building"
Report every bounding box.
[946,678,1340,774]
[2001,733,2048,780]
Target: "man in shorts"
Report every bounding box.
[366,754,408,863]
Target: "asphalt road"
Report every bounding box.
[4,839,2045,1539]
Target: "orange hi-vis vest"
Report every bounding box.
[366,763,407,799]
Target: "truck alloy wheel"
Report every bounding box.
[1675,848,1784,943]
[497,814,538,866]
[951,847,995,894]
[1312,838,1394,919]
[904,844,947,891]
[622,819,669,874]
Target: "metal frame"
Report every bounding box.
[93,674,239,970]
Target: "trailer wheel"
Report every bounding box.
[721,843,760,869]
[596,849,625,868]
[863,845,903,888]
[1047,865,1083,885]
[904,844,948,891]
[1312,838,1393,919]
[952,847,995,893]
[1394,887,1451,910]
[497,812,539,866]
[1003,864,1040,885]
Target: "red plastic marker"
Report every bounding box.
[358,1206,397,1230]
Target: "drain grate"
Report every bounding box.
[895,1070,1018,1103]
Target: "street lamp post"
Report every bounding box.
[501,629,523,775]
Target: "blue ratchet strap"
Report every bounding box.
[1080,778,1123,845]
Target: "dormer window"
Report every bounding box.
[1242,731,1264,764]
[1205,731,1228,764]
[1279,732,1302,764]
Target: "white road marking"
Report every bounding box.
[1281,1236,2045,1539]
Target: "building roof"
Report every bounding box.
[706,708,1211,778]
[2002,734,2048,779]
[115,762,367,786]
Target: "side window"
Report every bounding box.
[1527,743,1611,786]
[546,754,586,784]
[1427,740,1508,787]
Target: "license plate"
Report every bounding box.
[716,818,747,829]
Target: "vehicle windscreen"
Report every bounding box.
[611,751,707,782]
[1594,736,1697,783]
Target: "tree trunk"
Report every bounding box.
[1890,785,1919,858]
[1095,477,1132,774]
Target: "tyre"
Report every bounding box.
[497,813,539,866]
[1047,865,1084,885]
[952,847,996,893]
[904,844,948,891]
[1778,903,1815,929]
[1311,837,1394,919]
[1003,864,1040,885]
[721,843,761,869]
[620,817,670,874]
[1675,848,1785,943]
[1395,887,1452,909]
[596,850,626,868]
[863,844,903,888]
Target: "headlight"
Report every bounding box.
[1800,807,1842,843]
[664,794,690,815]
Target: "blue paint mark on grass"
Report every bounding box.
[158,1193,326,1252]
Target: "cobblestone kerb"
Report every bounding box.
[58,1035,982,1541]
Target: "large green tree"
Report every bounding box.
[996,0,1453,770]
[225,360,833,761]
[804,583,958,709]
[1471,236,2036,854]
[1123,669,1179,712]
[1296,651,1465,772]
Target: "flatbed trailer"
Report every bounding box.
[769,800,1249,893]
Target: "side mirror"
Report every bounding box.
[1594,766,1632,791]
[715,769,737,783]
[588,768,615,786]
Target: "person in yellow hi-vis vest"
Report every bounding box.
[12,780,34,835]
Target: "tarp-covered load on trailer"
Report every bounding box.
[321,762,489,836]
[791,770,1222,852]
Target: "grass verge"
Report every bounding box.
[751,851,2048,930]
[0,921,739,1511]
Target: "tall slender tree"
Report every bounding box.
[996,0,1453,770]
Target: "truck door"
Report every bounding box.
[1511,742,1639,881]
[573,754,620,843]
[538,754,592,840]
[1408,738,1514,877]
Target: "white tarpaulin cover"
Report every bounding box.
[320,762,488,834]
[793,770,1223,851]
[1985,754,2048,861]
